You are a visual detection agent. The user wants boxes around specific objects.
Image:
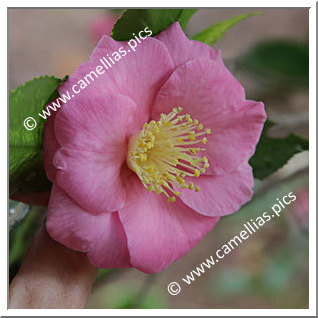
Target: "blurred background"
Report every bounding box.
[9,8,309,309]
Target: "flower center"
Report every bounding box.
[127,107,211,202]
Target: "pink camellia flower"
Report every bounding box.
[44,22,266,273]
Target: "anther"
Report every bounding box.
[127,107,211,202]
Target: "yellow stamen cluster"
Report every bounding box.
[127,107,211,202]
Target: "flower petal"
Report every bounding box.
[180,163,254,217]
[156,22,221,67]
[152,58,266,175]
[53,147,131,214]
[54,93,136,153]
[52,94,135,213]
[58,35,174,128]
[118,175,219,273]
[46,184,131,268]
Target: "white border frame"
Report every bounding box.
[3,1,316,316]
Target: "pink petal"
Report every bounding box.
[156,22,221,67]
[152,58,266,175]
[180,163,254,217]
[118,175,219,273]
[46,184,131,268]
[59,35,174,129]
[54,93,136,153]
[52,93,136,213]
[53,148,131,214]
[43,112,60,182]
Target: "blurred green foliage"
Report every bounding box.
[209,173,309,308]
[87,279,166,308]
[236,40,309,88]
[192,12,261,46]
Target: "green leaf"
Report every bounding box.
[112,9,198,40]
[250,120,309,179]
[9,76,65,196]
[236,40,309,87]
[192,12,261,46]
[178,9,198,29]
